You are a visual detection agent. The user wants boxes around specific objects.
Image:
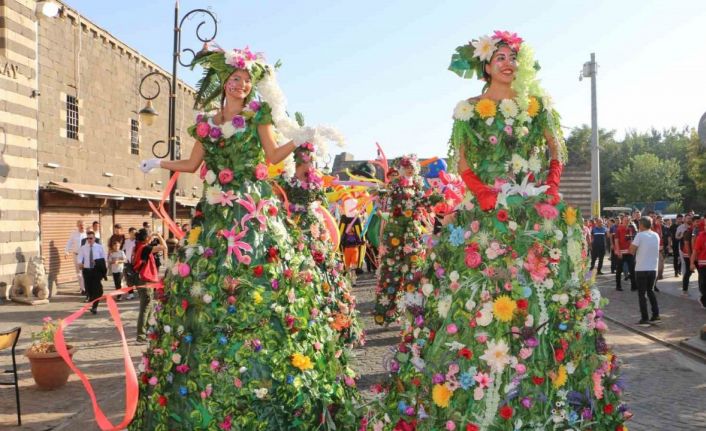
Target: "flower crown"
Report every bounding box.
[293,141,315,165]
[190,45,272,109]
[395,154,420,174]
[449,30,531,80]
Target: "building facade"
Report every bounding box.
[1,0,202,293]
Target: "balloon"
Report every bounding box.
[268,161,285,178]
[424,159,448,179]
[315,205,340,249]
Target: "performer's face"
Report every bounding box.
[485,46,517,85]
[225,70,253,100]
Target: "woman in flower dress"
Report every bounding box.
[133,47,358,430]
[374,155,440,326]
[366,32,630,431]
[278,143,363,346]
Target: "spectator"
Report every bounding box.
[108,223,125,250]
[64,220,87,296]
[690,219,706,308]
[142,221,151,232]
[134,229,167,343]
[590,218,607,274]
[122,227,137,300]
[653,215,667,280]
[608,217,619,274]
[108,240,126,301]
[614,215,637,291]
[76,231,107,315]
[181,223,190,234]
[670,214,683,276]
[92,221,102,242]
[677,214,694,296]
[629,216,661,325]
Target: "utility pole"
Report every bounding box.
[581,53,599,218]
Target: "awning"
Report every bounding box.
[45,181,200,207]
[46,181,126,200]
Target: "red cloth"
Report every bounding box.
[614,225,632,254]
[132,243,159,283]
[460,168,497,212]
[545,159,563,205]
[694,231,706,267]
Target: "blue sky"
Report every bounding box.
[65,0,706,163]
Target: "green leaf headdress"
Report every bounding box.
[190,45,271,110]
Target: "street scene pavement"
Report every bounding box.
[1,260,706,430]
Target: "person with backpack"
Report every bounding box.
[133,229,167,343]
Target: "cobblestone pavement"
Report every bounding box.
[1,264,705,430]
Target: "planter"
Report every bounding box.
[25,345,76,390]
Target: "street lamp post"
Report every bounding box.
[137,1,217,250]
[581,53,599,218]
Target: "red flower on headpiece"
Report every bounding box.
[492,30,523,52]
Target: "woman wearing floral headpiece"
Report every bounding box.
[278,142,364,347]
[133,47,359,430]
[365,32,630,430]
[373,154,440,326]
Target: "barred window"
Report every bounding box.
[66,95,79,140]
[130,119,139,155]
[174,136,181,160]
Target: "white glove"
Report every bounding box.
[140,158,162,174]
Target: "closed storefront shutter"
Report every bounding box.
[114,210,152,232]
[40,208,101,286]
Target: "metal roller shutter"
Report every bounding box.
[114,210,152,232]
[40,208,101,286]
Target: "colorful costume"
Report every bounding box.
[131,47,358,430]
[368,32,630,431]
[374,155,440,326]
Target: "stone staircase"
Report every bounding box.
[560,165,592,217]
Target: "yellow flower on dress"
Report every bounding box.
[552,364,568,388]
[253,291,263,304]
[563,206,577,226]
[475,99,497,119]
[404,209,413,217]
[527,96,541,117]
[187,226,202,245]
[492,295,517,322]
[390,237,401,247]
[432,383,453,408]
[291,353,313,371]
[374,314,385,325]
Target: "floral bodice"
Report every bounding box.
[188,100,273,184]
[279,169,327,214]
[450,95,562,185]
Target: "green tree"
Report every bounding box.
[565,125,616,168]
[611,153,683,204]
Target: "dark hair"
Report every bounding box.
[136,228,149,242]
[639,216,652,229]
[677,214,684,218]
[92,221,99,225]
[482,43,517,83]
[128,227,136,233]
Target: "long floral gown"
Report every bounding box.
[374,173,439,326]
[130,102,359,431]
[366,96,630,431]
[279,169,364,346]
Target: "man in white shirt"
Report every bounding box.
[629,216,661,325]
[76,231,107,314]
[65,220,87,295]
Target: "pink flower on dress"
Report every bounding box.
[523,244,550,282]
[470,220,480,233]
[177,263,191,278]
[465,249,482,269]
[218,190,237,207]
[535,203,559,220]
[254,163,268,180]
[199,162,208,180]
[474,371,493,389]
[196,122,210,138]
[489,135,498,145]
[218,168,234,184]
[248,100,261,112]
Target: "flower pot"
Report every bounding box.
[25,345,76,390]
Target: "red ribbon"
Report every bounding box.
[148,172,185,240]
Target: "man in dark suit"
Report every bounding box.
[77,231,107,314]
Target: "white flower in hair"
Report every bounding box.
[453,100,475,121]
[472,36,499,62]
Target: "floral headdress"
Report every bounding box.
[448,30,529,81]
[190,45,271,109]
[394,154,420,175]
[293,142,315,165]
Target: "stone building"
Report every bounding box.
[1,0,201,292]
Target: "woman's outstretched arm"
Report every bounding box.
[159,140,205,173]
[258,124,296,164]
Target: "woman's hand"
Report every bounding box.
[140,158,162,174]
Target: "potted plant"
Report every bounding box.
[25,317,76,390]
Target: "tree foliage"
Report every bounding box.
[610,153,683,204]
